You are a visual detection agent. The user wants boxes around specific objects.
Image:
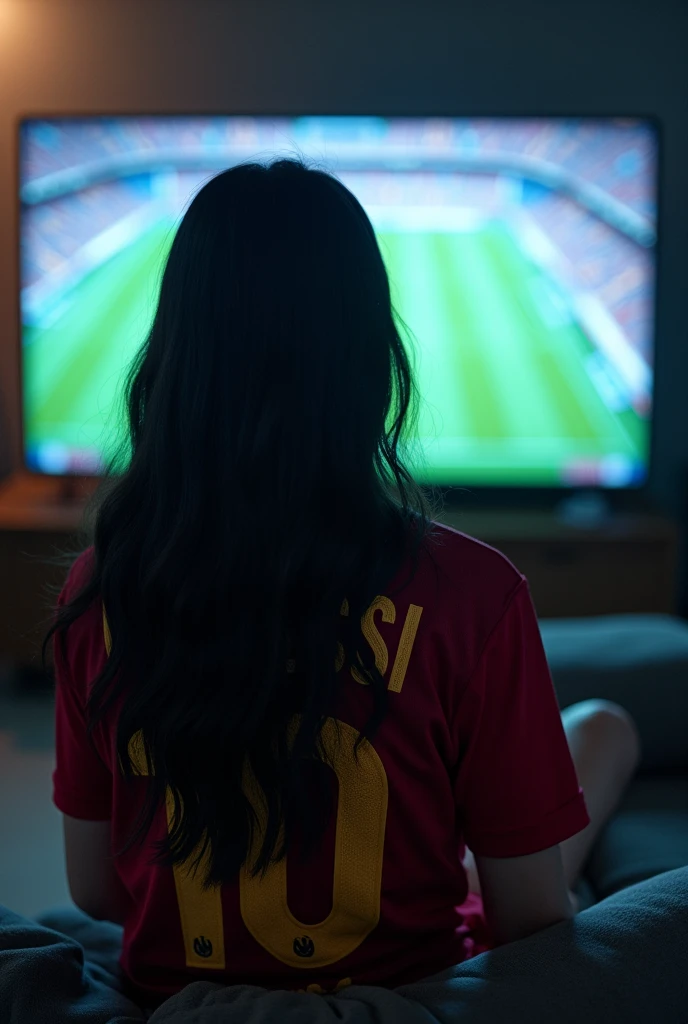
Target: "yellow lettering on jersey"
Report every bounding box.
[121,731,227,970]
[240,716,388,969]
[103,604,112,656]
[351,596,395,686]
[335,597,423,693]
[165,790,226,970]
[104,605,390,974]
[387,603,423,693]
[105,604,226,971]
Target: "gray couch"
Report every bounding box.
[1,612,688,1024]
[540,612,688,908]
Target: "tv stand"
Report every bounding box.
[54,475,90,505]
[0,473,98,529]
[436,500,678,620]
[0,471,681,669]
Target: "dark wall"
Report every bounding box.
[1,0,686,515]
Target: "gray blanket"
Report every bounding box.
[2,867,688,1024]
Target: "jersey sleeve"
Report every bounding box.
[52,581,113,821]
[454,578,590,858]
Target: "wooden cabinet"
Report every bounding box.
[435,507,679,619]
[0,472,681,672]
[0,474,99,675]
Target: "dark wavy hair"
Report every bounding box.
[40,157,442,891]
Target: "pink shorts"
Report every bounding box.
[456,891,494,958]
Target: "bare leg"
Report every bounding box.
[462,846,482,896]
[462,699,641,903]
[558,699,641,890]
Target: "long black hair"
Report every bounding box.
[40,158,441,891]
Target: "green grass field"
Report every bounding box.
[23,218,647,485]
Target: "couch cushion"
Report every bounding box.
[540,614,688,771]
[585,776,688,899]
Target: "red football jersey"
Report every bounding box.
[52,521,589,1009]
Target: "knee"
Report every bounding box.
[567,698,642,774]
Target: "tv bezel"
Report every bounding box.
[15,111,664,511]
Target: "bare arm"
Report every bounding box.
[473,844,575,946]
[62,815,134,926]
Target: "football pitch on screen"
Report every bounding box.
[23,219,645,485]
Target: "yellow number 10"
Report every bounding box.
[104,598,422,972]
[240,716,388,968]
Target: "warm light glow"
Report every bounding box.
[0,0,24,44]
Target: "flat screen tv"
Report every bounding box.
[18,115,659,489]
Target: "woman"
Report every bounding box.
[42,158,640,1014]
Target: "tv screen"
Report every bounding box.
[19,115,658,487]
